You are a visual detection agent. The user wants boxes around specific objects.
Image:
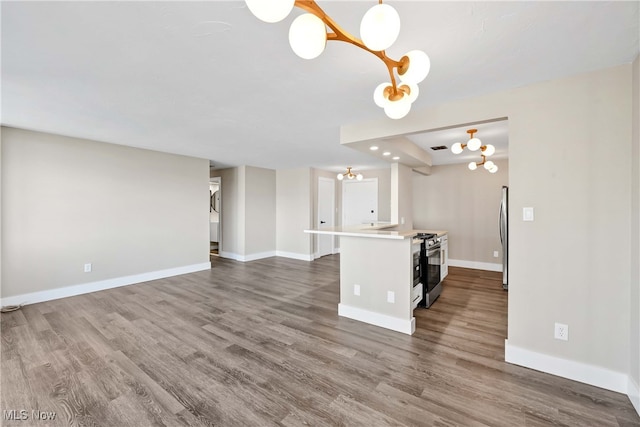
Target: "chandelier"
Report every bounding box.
[451,129,499,173]
[336,167,363,181]
[245,0,431,120]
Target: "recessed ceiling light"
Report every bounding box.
[370,146,379,151]
[383,151,391,156]
[392,156,400,160]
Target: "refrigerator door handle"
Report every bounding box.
[499,203,503,244]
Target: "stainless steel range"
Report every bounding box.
[414,233,442,308]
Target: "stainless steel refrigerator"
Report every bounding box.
[499,186,508,290]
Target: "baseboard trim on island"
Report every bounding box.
[0,262,212,308]
[504,339,628,394]
[338,303,415,335]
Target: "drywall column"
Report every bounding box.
[213,165,276,261]
[390,163,413,230]
[276,168,313,260]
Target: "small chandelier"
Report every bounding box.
[451,129,499,173]
[337,167,363,181]
[245,0,431,120]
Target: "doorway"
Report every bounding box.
[209,177,221,258]
[317,177,335,258]
[342,178,378,227]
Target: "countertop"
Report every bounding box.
[304,225,447,240]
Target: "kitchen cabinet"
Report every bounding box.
[440,233,449,281]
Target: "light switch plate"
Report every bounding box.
[523,207,534,221]
[354,284,360,296]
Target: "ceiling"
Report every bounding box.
[2,1,638,173]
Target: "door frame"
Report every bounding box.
[317,176,335,258]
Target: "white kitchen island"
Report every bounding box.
[305,225,446,335]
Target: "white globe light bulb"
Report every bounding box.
[451,142,464,155]
[348,173,354,179]
[467,137,482,151]
[289,13,327,60]
[468,162,477,171]
[484,160,495,170]
[490,165,499,173]
[245,0,295,23]
[483,144,495,157]
[337,173,344,181]
[384,94,411,120]
[399,81,419,104]
[400,50,431,84]
[356,174,363,181]
[360,4,400,51]
[373,82,392,108]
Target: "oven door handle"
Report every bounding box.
[426,246,441,257]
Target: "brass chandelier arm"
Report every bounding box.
[294,0,405,94]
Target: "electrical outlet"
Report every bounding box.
[493,250,499,258]
[387,291,395,303]
[84,263,92,273]
[554,323,568,341]
[354,284,360,296]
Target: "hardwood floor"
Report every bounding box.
[2,256,638,426]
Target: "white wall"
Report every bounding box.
[413,160,509,265]
[342,64,634,394]
[275,168,313,260]
[630,54,640,411]
[1,127,210,302]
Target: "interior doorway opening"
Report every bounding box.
[209,177,221,259]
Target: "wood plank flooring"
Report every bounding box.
[2,255,638,426]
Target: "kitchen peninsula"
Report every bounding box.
[305,225,447,335]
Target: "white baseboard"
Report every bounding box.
[219,251,277,262]
[629,376,640,416]
[504,340,628,394]
[0,262,211,307]
[275,251,313,261]
[333,247,340,254]
[449,258,502,272]
[338,303,415,335]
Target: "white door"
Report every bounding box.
[342,179,378,226]
[317,177,335,258]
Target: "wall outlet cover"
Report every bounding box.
[554,322,568,341]
[387,291,395,303]
[493,250,499,258]
[84,263,92,273]
[354,284,360,296]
